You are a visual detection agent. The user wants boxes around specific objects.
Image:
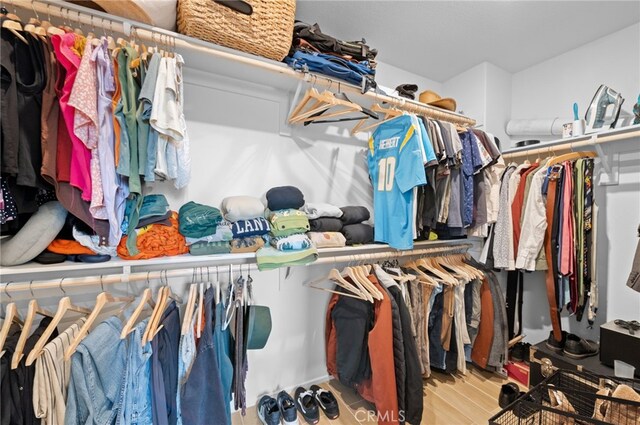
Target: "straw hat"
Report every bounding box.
[419,90,457,112]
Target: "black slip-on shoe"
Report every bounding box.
[545,330,567,353]
[499,383,521,408]
[562,333,599,359]
[310,385,340,420]
[294,387,320,424]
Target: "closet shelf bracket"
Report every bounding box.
[594,137,619,186]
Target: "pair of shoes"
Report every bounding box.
[545,331,599,359]
[294,385,340,424]
[258,391,299,425]
[510,342,531,362]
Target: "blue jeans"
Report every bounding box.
[428,292,447,370]
[65,317,127,425]
[214,301,234,423]
[176,317,196,425]
[117,319,153,425]
[181,288,229,424]
[151,302,180,425]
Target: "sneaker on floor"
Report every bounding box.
[310,385,340,420]
[294,386,320,424]
[277,390,299,425]
[258,395,281,425]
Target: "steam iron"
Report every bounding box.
[585,85,624,133]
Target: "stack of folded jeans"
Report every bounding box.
[303,202,346,248]
[178,201,227,255]
[222,196,269,254]
[339,206,374,245]
[257,186,317,270]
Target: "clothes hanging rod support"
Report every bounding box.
[8,0,476,126]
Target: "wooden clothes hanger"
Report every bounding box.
[340,265,375,302]
[353,263,383,300]
[351,103,403,135]
[307,268,371,301]
[181,271,199,336]
[121,286,156,339]
[11,294,54,369]
[0,301,24,356]
[547,150,596,166]
[289,88,350,124]
[25,291,92,366]
[403,259,439,286]
[143,272,183,344]
[64,289,134,360]
[1,13,29,44]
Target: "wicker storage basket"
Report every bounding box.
[177,0,296,61]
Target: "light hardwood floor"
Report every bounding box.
[235,366,527,425]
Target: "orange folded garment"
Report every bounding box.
[118,211,189,260]
[47,239,96,255]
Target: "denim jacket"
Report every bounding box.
[65,317,127,425]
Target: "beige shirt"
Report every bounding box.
[516,162,550,271]
[33,319,86,425]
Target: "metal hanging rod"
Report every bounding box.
[501,125,640,159]
[0,243,472,294]
[7,0,476,126]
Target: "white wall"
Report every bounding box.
[443,63,487,128]
[511,22,640,142]
[442,62,512,148]
[374,61,443,96]
[504,22,640,343]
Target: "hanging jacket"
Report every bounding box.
[387,285,424,425]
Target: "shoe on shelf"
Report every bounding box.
[294,386,320,424]
[545,330,568,353]
[510,342,531,362]
[562,333,599,359]
[258,395,281,425]
[498,382,521,409]
[277,390,299,425]
[310,385,340,419]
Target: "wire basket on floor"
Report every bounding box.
[489,370,640,425]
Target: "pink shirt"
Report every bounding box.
[69,40,105,219]
[55,34,92,201]
[560,161,575,276]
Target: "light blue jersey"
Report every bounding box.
[368,115,427,250]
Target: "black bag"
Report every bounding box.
[292,21,378,66]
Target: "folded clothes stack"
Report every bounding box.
[257,186,317,270]
[339,206,374,245]
[222,196,269,254]
[118,211,189,260]
[178,201,227,255]
[303,203,346,248]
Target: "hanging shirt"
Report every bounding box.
[53,33,92,201]
[69,39,105,219]
[92,38,127,246]
[368,115,427,250]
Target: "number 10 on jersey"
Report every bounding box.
[377,157,396,192]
